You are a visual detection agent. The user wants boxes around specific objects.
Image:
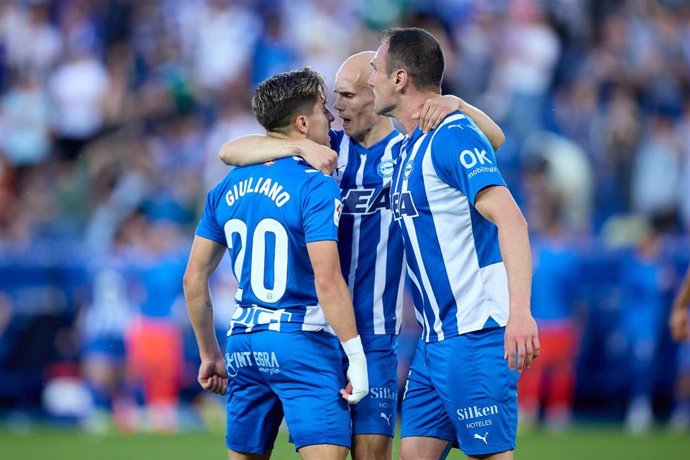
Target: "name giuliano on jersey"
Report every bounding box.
[330,129,406,335]
[391,111,510,343]
[195,157,342,335]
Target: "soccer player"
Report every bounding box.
[368,28,539,459]
[669,265,690,430]
[670,265,690,342]
[219,53,504,460]
[183,67,368,460]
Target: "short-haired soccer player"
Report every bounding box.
[368,28,539,460]
[184,67,368,460]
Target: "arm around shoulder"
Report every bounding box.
[219,135,337,174]
[457,98,505,151]
[218,134,301,166]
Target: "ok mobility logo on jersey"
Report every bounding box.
[460,148,498,179]
[225,350,281,377]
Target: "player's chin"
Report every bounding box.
[342,125,357,138]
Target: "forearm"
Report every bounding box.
[496,216,532,316]
[673,269,690,310]
[315,276,359,342]
[184,277,222,359]
[458,99,505,151]
[219,135,302,166]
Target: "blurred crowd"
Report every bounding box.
[0,0,689,435]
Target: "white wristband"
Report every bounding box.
[341,335,364,357]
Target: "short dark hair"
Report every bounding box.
[380,27,445,91]
[251,67,327,133]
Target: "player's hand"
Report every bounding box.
[504,312,540,372]
[670,307,690,341]
[412,95,461,133]
[339,336,369,404]
[198,356,228,395]
[295,139,338,175]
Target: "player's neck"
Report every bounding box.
[353,118,395,148]
[397,90,441,135]
[268,131,300,141]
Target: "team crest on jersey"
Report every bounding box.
[334,199,343,226]
[377,159,395,178]
[403,162,414,179]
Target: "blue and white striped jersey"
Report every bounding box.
[196,157,342,335]
[391,112,510,343]
[330,129,406,335]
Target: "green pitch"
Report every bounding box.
[1,426,689,459]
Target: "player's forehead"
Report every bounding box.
[334,73,360,94]
[371,43,388,69]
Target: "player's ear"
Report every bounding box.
[294,114,309,135]
[394,69,407,92]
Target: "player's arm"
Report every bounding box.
[414,95,505,150]
[218,134,338,174]
[670,265,690,341]
[183,236,228,395]
[307,240,368,404]
[474,186,539,371]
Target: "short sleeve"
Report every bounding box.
[194,187,226,244]
[302,175,342,243]
[431,124,506,205]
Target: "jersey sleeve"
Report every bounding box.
[194,186,226,244]
[302,175,342,243]
[431,123,506,205]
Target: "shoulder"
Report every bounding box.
[277,157,338,192]
[432,112,487,145]
[429,113,492,158]
[387,130,406,149]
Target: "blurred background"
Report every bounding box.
[0,0,689,455]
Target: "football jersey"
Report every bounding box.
[330,129,406,335]
[390,112,510,343]
[196,157,342,335]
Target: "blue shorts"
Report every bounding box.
[401,327,518,456]
[350,334,398,437]
[225,331,351,454]
[82,335,126,361]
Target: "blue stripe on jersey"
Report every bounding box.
[469,206,502,268]
[333,129,406,335]
[392,112,510,343]
[195,157,342,335]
